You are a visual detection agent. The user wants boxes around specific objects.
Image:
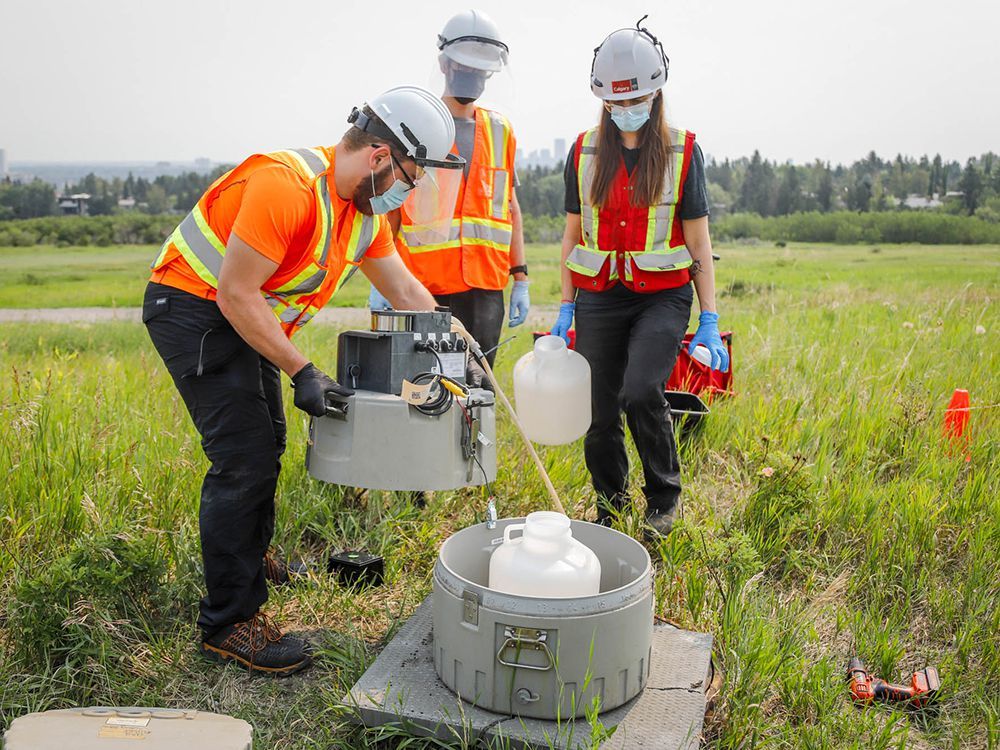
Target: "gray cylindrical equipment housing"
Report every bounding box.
[307,388,496,491]
[433,518,653,719]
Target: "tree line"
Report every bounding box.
[514,150,1000,222]
[0,168,231,221]
[3,149,1000,246]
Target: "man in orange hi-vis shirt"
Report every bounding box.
[144,86,464,676]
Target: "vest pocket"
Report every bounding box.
[565,244,608,277]
[629,249,691,271]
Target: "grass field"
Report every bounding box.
[0,242,567,309]
[1,243,998,748]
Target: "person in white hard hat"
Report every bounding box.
[550,17,728,540]
[145,86,462,676]
[370,9,528,368]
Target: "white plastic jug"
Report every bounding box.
[513,335,591,445]
[488,512,602,598]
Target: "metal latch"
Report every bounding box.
[515,688,541,704]
[324,395,350,421]
[496,626,554,672]
[462,403,480,481]
[462,590,479,626]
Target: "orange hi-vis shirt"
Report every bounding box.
[150,147,396,302]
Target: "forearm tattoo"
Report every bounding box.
[689,259,703,277]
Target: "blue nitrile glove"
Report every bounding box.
[551,301,575,345]
[508,280,530,327]
[688,311,729,372]
[368,285,392,311]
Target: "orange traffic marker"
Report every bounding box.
[943,390,971,462]
[943,389,970,439]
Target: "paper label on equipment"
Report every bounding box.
[439,352,466,379]
[106,717,151,727]
[477,431,493,447]
[98,726,149,739]
[401,379,435,405]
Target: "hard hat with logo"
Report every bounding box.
[438,9,509,73]
[590,16,670,101]
[348,85,464,241]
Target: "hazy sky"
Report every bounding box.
[1,0,997,165]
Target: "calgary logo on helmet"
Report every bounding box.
[611,78,639,94]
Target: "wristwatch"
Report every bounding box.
[509,264,528,276]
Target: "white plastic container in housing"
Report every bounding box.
[513,335,591,445]
[488,511,601,597]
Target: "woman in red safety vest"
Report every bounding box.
[551,18,730,539]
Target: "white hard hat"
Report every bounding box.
[438,9,509,72]
[349,85,463,170]
[590,16,670,101]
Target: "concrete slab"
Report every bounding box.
[343,596,713,749]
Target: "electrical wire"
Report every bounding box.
[411,372,455,417]
[408,343,473,416]
[414,338,496,510]
[456,397,494,500]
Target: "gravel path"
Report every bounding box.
[0,305,558,327]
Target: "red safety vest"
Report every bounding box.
[565,127,695,293]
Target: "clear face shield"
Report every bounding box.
[430,36,516,113]
[401,152,465,245]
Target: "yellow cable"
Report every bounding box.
[441,378,468,398]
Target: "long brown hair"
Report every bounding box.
[589,92,672,208]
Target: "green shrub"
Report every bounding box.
[0,214,176,248]
[5,532,186,670]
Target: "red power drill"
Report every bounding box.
[847,657,940,708]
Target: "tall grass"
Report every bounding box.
[1,244,998,748]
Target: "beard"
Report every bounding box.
[352,161,396,214]
[454,96,477,105]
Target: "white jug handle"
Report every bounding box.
[503,524,525,544]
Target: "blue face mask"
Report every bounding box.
[609,101,651,133]
[368,160,411,214]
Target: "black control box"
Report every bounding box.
[336,309,468,395]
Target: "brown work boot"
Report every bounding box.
[200,613,312,677]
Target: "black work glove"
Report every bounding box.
[291,362,354,417]
[466,357,493,393]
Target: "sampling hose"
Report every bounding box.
[451,320,567,516]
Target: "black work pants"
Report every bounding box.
[434,288,505,367]
[574,282,693,516]
[142,282,286,637]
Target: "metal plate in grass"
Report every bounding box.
[343,596,713,749]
